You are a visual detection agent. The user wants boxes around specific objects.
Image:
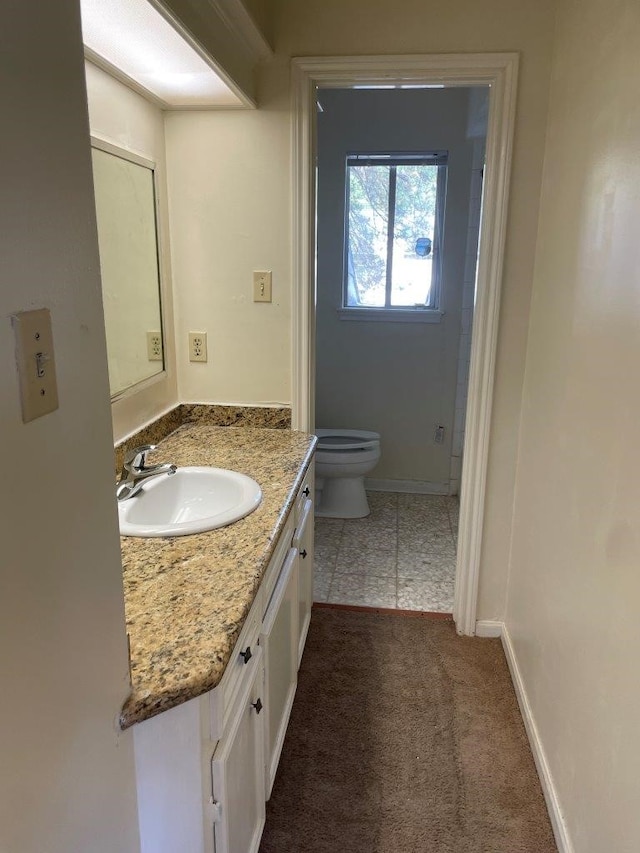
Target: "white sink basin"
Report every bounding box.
[118,466,262,538]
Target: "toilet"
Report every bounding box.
[314,429,381,518]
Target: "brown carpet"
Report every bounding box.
[259,607,557,853]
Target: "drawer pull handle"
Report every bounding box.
[300,549,308,559]
[303,486,310,497]
[240,646,252,664]
[252,697,263,715]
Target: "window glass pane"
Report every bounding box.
[346,165,389,307]
[390,164,438,306]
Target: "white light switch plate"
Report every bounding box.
[12,308,59,423]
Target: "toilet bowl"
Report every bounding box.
[314,429,381,518]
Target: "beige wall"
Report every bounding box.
[85,62,179,443]
[4,0,634,847]
[0,3,139,851]
[164,65,292,406]
[166,0,556,619]
[505,0,640,849]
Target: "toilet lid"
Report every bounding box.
[316,429,380,451]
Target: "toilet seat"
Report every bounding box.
[315,429,380,452]
[314,429,381,518]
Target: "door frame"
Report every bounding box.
[290,53,519,635]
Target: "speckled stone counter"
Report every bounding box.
[114,404,291,475]
[119,423,316,730]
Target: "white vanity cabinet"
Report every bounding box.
[133,599,264,853]
[132,466,315,853]
[259,466,315,797]
[208,606,265,853]
[261,547,298,798]
[211,645,265,853]
[293,473,314,667]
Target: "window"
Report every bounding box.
[343,152,447,317]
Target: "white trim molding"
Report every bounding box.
[155,0,265,107]
[337,307,444,324]
[290,53,519,636]
[365,478,449,495]
[475,620,504,638]
[501,626,574,853]
[206,0,274,63]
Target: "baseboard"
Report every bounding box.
[475,619,503,637]
[365,478,449,495]
[501,625,574,853]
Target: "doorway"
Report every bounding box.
[290,54,519,635]
[313,85,486,613]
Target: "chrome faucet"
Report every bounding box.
[116,444,177,502]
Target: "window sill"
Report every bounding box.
[337,307,444,324]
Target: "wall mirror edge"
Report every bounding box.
[90,134,167,401]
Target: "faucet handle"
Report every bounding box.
[124,444,156,471]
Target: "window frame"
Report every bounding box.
[341,151,448,320]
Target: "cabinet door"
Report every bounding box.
[294,497,314,668]
[261,548,298,798]
[211,648,265,853]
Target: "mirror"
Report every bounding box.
[91,139,164,398]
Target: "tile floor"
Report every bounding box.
[314,492,459,612]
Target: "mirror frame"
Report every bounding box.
[91,134,168,402]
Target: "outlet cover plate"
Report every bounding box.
[147,331,163,361]
[189,332,208,362]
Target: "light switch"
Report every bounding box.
[253,271,272,302]
[12,308,59,423]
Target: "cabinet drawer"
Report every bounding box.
[209,602,261,742]
[292,496,313,551]
[294,465,314,520]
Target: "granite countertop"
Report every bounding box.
[119,423,316,730]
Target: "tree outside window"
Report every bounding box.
[345,153,447,311]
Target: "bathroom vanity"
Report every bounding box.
[118,423,316,853]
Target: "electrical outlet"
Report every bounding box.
[147,331,163,361]
[253,270,272,302]
[189,332,208,362]
[434,425,445,444]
